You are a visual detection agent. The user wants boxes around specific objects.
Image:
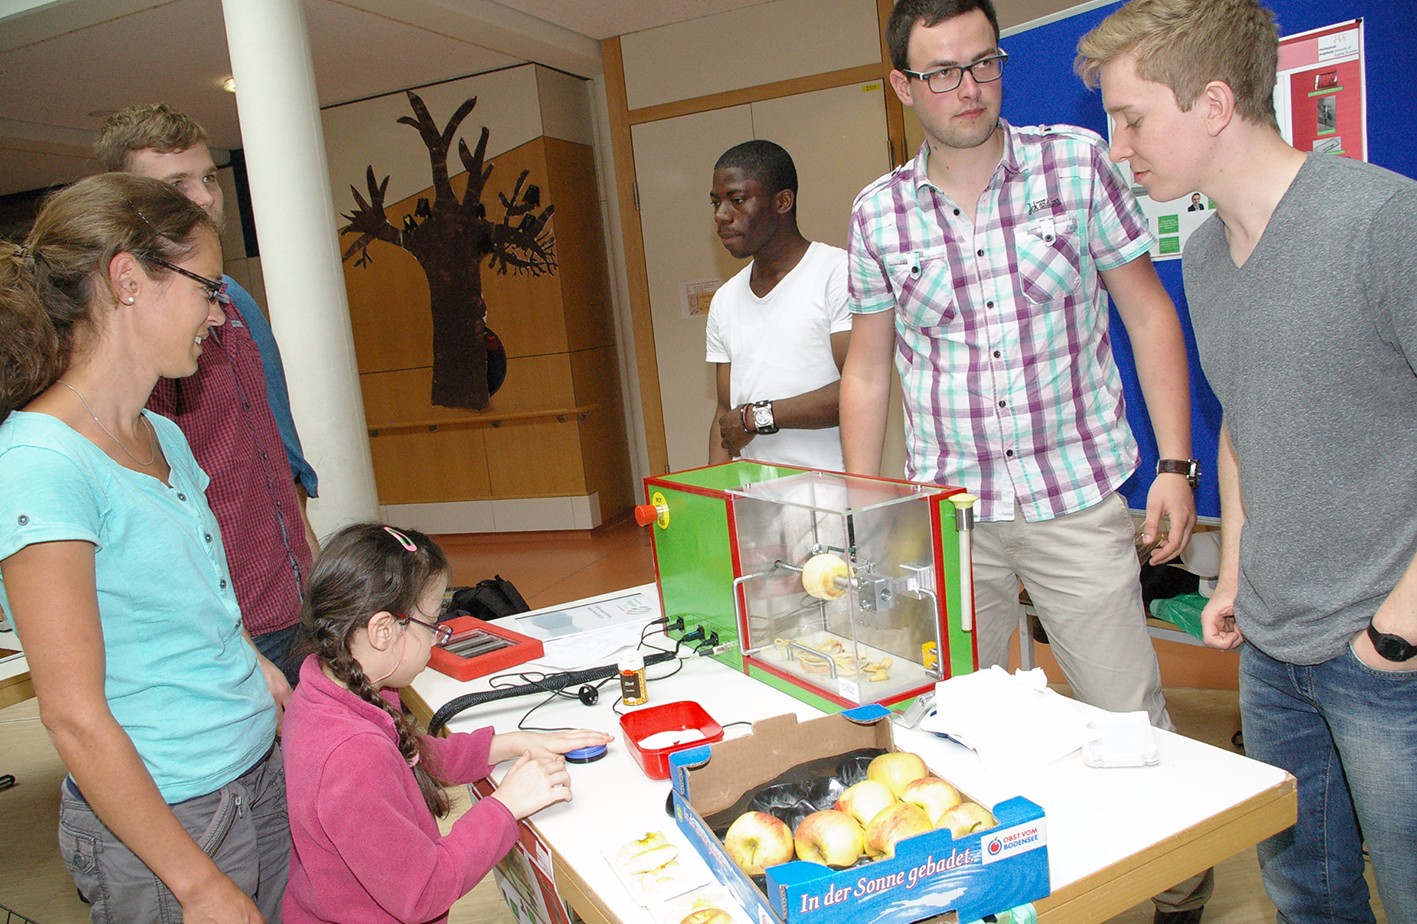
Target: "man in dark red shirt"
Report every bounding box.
[97,104,316,692]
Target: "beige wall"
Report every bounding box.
[618,0,881,111]
[322,64,632,532]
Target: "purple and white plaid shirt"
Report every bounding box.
[848,121,1154,522]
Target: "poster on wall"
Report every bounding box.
[1273,19,1366,162]
[1109,17,1367,262]
[681,279,722,319]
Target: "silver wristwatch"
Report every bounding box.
[750,400,778,435]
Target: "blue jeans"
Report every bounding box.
[1240,641,1417,923]
[253,622,302,688]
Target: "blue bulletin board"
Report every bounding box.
[998,0,1415,518]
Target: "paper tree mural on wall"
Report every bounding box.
[340,90,557,410]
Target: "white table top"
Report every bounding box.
[0,625,27,686]
[408,583,1293,923]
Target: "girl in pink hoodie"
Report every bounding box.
[281,523,611,922]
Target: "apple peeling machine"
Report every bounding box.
[638,462,980,713]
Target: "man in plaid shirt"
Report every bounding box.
[96,105,319,694]
[842,5,1208,919]
[843,2,1209,912]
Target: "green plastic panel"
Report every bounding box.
[649,484,741,671]
[934,498,979,678]
[646,461,808,673]
[651,459,806,493]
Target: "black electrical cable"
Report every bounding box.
[428,648,679,735]
[516,675,618,732]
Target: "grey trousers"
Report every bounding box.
[58,742,290,923]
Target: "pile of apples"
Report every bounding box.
[722,751,997,875]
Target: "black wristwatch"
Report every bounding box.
[1156,458,1201,488]
[750,400,778,435]
[1366,622,1417,662]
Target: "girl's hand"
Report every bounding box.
[538,729,615,757]
[491,729,613,763]
[488,751,573,820]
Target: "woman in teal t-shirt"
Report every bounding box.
[0,174,288,921]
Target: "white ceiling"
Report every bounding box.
[0,0,775,198]
[0,0,1083,200]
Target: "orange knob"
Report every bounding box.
[636,491,670,528]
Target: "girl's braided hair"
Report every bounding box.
[297,522,452,816]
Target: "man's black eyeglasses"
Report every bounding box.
[140,253,224,304]
[902,52,1008,94]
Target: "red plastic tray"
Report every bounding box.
[619,700,724,779]
[426,615,544,681]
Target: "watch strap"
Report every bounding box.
[1156,458,1200,488]
[1367,622,1417,662]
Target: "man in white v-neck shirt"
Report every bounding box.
[705,140,852,470]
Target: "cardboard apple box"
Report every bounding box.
[669,705,1048,924]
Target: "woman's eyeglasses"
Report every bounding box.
[140,253,224,304]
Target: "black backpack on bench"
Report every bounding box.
[443,576,530,622]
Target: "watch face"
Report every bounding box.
[752,404,775,431]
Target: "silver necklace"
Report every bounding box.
[55,379,158,467]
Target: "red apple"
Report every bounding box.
[793,809,865,868]
[723,811,794,875]
[900,775,963,825]
[833,778,896,828]
[863,800,933,859]
[936,801,998,838]
[866,751,929,797]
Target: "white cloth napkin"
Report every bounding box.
[918,666,1094,772]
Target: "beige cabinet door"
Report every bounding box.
[632,80,904,475]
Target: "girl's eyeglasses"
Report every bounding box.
[400,612,454,646]
[140,253,224,304]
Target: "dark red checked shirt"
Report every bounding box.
[148,294,312,638]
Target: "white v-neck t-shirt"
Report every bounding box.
[705,241,851,470]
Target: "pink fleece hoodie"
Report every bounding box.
[282,656,518,923]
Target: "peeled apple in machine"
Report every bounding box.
[801,553,849,600]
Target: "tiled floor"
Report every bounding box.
[0,515,1389,923]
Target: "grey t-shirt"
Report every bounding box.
[1183,154,1417,664]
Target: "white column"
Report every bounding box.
[220,0,380,536]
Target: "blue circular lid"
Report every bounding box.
[565,744,608,764]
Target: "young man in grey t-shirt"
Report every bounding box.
[1078,2,1417,922]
